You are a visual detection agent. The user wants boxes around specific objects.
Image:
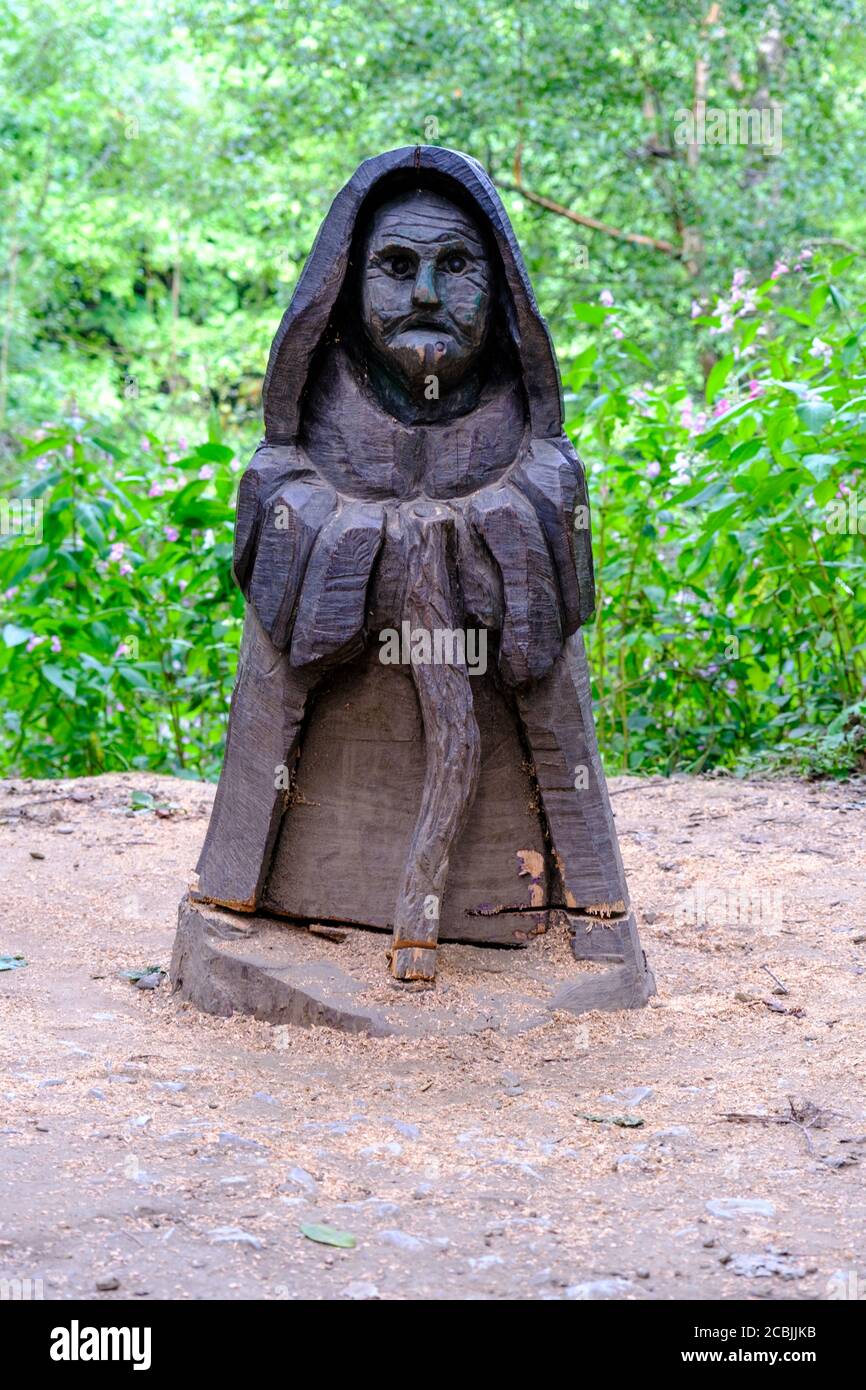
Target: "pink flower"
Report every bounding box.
[148,482,164,498]
[647,461,661,479]
[198,464,215,481]
[732,268,748,289]
[119,562,132,576]
[599,289,614,307]
[771,260,789,280]
[611,325,624,340]
[164,525,180,543]
[109,542,125,563]
[140,438,151,452]
[230,459,241,473]
[3,586,18,600]
[26,635,45,653]
[689,411,708,436]
[713,397,730,417]
[115,642,130,658]
[50,635,61,653]
[748,379,763,399]
[690,300,702,318]
[810,337,832,366]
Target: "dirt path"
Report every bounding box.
[1,771,864,1301]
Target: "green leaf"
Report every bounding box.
[299,1223,357,1249]
[194,442,235,464]
[796,401,833,434]
[813,478,837,506]
[572,301,609,325]
[2,623,32,648]
[0,955,27,971]
[41,665,77,699]
[705,354,734,405]
[802,453,839,481]
[729,440,762,465]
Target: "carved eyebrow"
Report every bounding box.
[370,236,479,259]
[435,239,477,257]
[369,242,420,259]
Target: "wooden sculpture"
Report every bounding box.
[175,145,654,1013]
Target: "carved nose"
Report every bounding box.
[412,262,439,306]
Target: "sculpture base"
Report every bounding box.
[171,895,655,1038]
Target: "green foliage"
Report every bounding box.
[1,251,863,779]
[0,422,244,778]
[2,0,865,436]
[566,251,866,776]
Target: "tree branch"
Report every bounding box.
[497,170,686,261]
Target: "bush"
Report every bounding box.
[1,251,864,779]
[565,249,865,776]
[0,424,244,778]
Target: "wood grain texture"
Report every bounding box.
[511,437,594,632]
[466,482,562,685]
[262,646,550,944]
[389,510,481,980]
[195,607,316,909]
[247,478,336,650]
[289,501,384,668]
[516,630,630,912]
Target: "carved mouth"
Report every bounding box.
[394,316,455,337]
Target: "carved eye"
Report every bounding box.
[384,254,414,278]
[444,253,467,274]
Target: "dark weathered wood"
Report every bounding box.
[262,639,549,945]
[172,895,621,1036]
[389,509,480,980]
[517,631,630,914]
[195,608,316,909]
[178,144,654,1009]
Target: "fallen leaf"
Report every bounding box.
[300,1222,356,1249]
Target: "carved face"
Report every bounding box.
[360,189,493,394]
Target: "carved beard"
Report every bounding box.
[361,306,488,396]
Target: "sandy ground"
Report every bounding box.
[0,770,864,1302]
